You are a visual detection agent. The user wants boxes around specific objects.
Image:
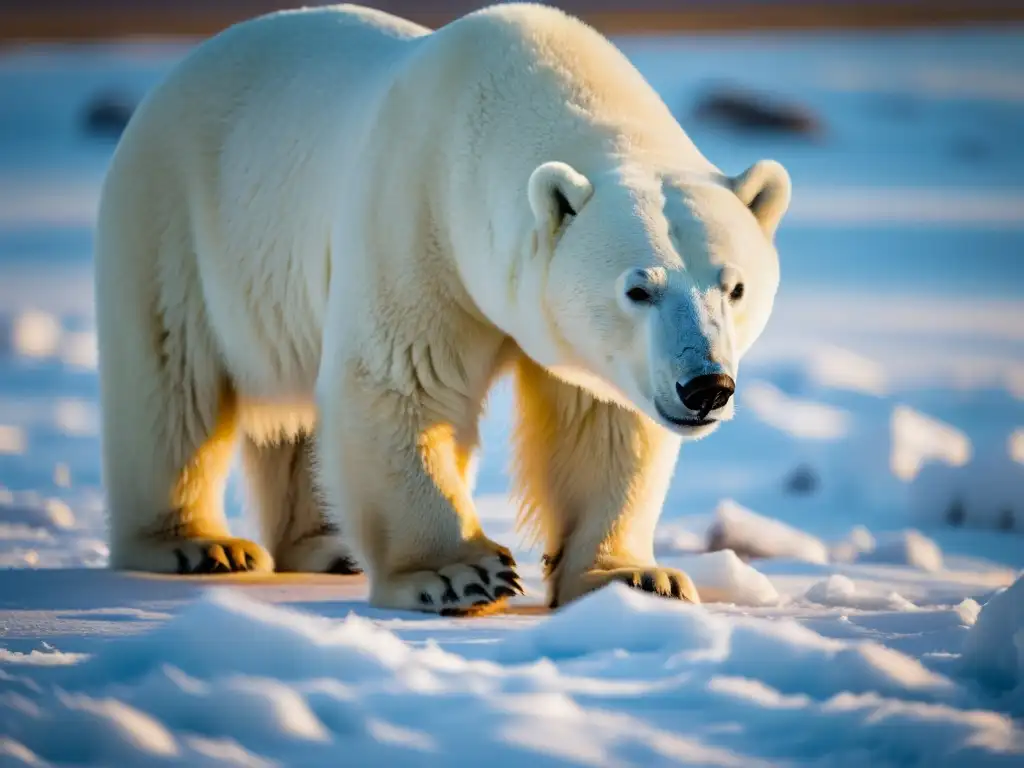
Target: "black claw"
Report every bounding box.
[640,573,657,593]
[670,577,684,599]
[419,591,434,606]
[497,572,525,595]
[494,585,516,599]
[463,583,490,600]
[471,565,491,586]
[439,575,460,605]
[498,551,516,568]
[198,557,228,574]
[174,548,190,574]
[326,556,361,575]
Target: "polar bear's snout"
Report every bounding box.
[676,373,735,419]
[653,362,736,435]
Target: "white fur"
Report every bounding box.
[94,2,789,611]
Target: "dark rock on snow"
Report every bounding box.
[81,92,135,139]
[693,84,823,137]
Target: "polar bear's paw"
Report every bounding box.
[273,531,363,575]
[372,547,524,616]
[607,566,699,603]
[554,565,700,608]
[113,537,275,575]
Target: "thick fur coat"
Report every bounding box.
[94,3,791,612]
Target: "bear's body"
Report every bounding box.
[95,3,791,612]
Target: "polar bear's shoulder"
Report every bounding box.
[442,3,614,55]
[433,3,675,129]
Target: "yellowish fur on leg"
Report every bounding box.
[315,351,523,614]
[512,356,698,608]
[241,432,360,574]
[113,386,274,575]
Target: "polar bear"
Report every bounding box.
[94,2,790,613]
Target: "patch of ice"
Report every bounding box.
[0,524,53,542]
[9,311,62,359]
[821,62,1024,103]
[891,405,971,482]
[677,549,780,607]
[58,330,98,370]
[805,344,888,397]
[0,496,77,532]
[0,549,40,567]
[910,443,1024,534]
[955,599,982,628]
[653,523,705,556]
[805,574,917,611]
[830,526,877,564]
[1009,429,1024,465]
[0,649,89,666]
[0,739,46,766]
[0,425,26,455]
[959,576,1024,715]
[53,399,98,437]
[742,380,851,441]
[858,529,944,573]
[53,463,71,488]
[790,188,1024,227]
[707,499,830,565]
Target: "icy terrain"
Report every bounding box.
[1,24,1023,767]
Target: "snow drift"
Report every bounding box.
[2,585,1021,767]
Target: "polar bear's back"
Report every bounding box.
[96,5,434,395]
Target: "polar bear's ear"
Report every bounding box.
[528,161,594,239]
[730,159,792,240]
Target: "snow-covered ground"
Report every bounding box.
[1,24,1023,767]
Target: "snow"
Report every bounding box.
[959,576,1024,716]
[1,22,1024,768]
[910,435,1024,534]
[675,549,781,607]
[890,405,972,483]
[742,380,851,441]
[805,574,917,611]
[707,499,831,564]
[3,584,1023,766]
[858,529,945,573]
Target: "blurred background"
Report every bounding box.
[0,0,1022,572]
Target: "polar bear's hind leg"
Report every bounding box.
[241,433,361,574]
[96,212,273,575]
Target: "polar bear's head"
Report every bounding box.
[524,158,790,439]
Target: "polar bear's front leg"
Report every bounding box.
[512,357,700,609]
[316,362,522,615]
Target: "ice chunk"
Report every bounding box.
[805,574,916,611]
[706,498,830,564]
[858,529,944,573]
[958,575,1024,715]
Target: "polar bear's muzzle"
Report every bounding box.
[652,367,736,435]
[677,373,735,419]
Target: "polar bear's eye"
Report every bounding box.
[626,286,654,304]
[729,283,745,302]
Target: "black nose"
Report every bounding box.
[676,373,735,416]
